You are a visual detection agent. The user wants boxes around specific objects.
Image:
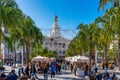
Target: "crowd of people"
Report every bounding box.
[70,62,118,80]
[0,62,62,80]
[0,70,18,80]
[0,63,38,80]
[0,59,119,80]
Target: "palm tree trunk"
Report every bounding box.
[114,0,119,7]
[103,50,105,60]
[14,43,16,67]
[23,44,25,64]
[0,25,2,56]
[26,42,30,63]
[80,49,82,56]
[0,26,2,54]
[89,47,95,72]
[104,46,108,72]
[8,47,9,59]
[0,40,2,54]
[89,51,92,72]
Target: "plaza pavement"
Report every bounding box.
[3,65,83,80]
[96,67,120,79]
[3,65,120,80]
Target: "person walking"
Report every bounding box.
[50,64,56,79]
[44,65,48,80]
[18,67,23,78]
[102,63,105,70]
[6,69,18,80]
[71,64,73,73]
[46,62,49,70]
[56,64,58,74]
[30,64,38,79]
[95,70,102,80]
[58,64,61,74]
[106,62,108,71]
[111,71,116,80]
[25,65,30,78]
[73,64,77,76]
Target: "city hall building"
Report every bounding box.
[43,16,70,63]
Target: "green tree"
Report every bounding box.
[10,28,21,65]
[0,0,23,55]
[77,23,100,71]
[22,16,36,62]
[21,16,43,62]
[41,48,57,57]
[4,35,13,59]
[98,0,120,10]
[96,8,120,67]
[66,36,82,57]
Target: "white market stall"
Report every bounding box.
[76,56,89,77]
[32,55,48,61]
[67,55,89,77]
[69,55,89,62]
[77,56,89,63]
[32,55,49,72]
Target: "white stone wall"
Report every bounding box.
[43,36,70,55]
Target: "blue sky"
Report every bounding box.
[15,0,104,39]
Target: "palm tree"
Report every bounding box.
[95,9,118,70]
[0,0,23,54]
[77,24,89,54]
[21,16,43,63]
[107,8,120,67]
[77,23,100,71]
[4,35,13,59]
[30,26,43,59]
[98,0,120,10]
[22,16,35,63]
[77,23,99,57]
[10,28,21,65]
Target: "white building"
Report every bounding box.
[43,16,70,57]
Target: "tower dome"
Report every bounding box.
[50,16,61,37]
[54,16,58,21]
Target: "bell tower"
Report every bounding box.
[50,16,61,38]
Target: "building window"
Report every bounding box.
[58,43,61,46]
[54,42,57,46]
[50,43,52,46]
[45,42,47,45]
[63,51,65,54]
[63,43,66,48]
[59,51,62,54]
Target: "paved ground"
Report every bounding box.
[2,65,120,80]
[96,67,120,79]
[36,70,83,80]
[3,66,83,80]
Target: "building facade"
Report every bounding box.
[43,16,70,60]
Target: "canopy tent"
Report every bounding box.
[66,55,89,62]
[65,57,72,61]
[71,55,82,62]
[77,56,89,62]
[32,55,48,61]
